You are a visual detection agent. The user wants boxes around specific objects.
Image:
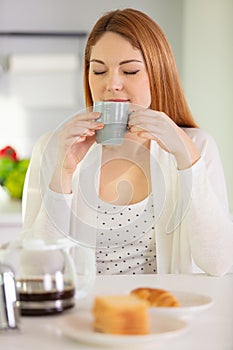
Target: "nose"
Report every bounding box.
[105,72,123,92]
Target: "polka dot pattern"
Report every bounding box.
[96,193,157,274]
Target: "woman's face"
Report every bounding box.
[88,32,151,108]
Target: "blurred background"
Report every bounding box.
[0,0,232,211]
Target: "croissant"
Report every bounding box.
[130,287,180,307]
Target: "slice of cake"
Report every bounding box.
[92,294,149,335]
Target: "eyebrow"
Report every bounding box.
[90,59,143,65]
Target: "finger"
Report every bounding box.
[67,132,95,145]
[74,121,104,130]
[136,131,157,140]
[69,111,101,124]
[75,136,87,143]
[136,132,165,149]
[130,109,162,118]
[74,133,96,145]
[129,123,159,133]
[128,115,159,127]
[66,122,104,137]
[137,131,170,152]
[65,112,100,126]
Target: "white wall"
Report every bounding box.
[0,0,182,69]
[182,0,233,211]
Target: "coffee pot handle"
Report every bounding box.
[0,264,20,330]
[62,245,96,299]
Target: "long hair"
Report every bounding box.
[84,8,198,128]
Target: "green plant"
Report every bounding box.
[0,146,30,200]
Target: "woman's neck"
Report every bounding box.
[99,136,151,205]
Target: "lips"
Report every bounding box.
[105,99,129,102]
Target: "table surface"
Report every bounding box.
[1,273,233,350]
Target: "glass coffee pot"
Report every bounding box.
[0,238,96,316]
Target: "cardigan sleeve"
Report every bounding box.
[21,132,73,241]
[179,129,233,276]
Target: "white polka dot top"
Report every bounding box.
[96,193,157,275]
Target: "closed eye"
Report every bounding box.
[124,70,140,75]
[93,71,106,75]
[92,69,140,75]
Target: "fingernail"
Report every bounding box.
[84,130,94,136]
[95,124,104,129]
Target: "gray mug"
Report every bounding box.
[93,101,130,145]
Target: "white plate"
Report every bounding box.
[149,290,214,320]
[57,311,188,347]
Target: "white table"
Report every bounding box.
[1,274,233,350]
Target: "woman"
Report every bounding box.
[22,8,233,276]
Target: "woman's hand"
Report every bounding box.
[50,111,104,193]
[128,108,200,169]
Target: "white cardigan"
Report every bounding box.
[21,128,233,276]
